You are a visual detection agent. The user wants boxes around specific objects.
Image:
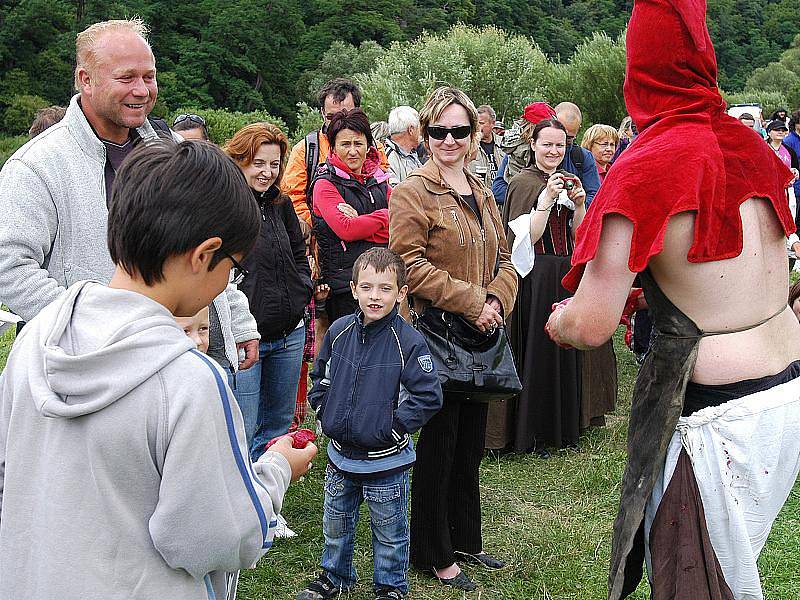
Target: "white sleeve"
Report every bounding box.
[148,353,289,578]
[224,283,260,343]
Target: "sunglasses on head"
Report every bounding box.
[173,113,207,127]
[427,125,472,140]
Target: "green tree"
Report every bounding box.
[547,31,627,126]
[358,25,551,123]
[295,40,385,106]
[745,63,800,94]
[2,94,49,135]
[723,89,789,117]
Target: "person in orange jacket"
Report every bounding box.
[284,78,389,227]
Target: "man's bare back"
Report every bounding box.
[650,198,800,385]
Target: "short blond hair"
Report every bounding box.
[418,86,480,157]
[74,18,150,90]
[580,124,619,150]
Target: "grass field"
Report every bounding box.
[0,327,798,599]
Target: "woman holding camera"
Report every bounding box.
[496,118,586,457]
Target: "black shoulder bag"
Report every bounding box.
[409,242,521,402]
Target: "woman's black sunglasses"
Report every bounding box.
[427,125,473,140]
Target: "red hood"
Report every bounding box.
[562,0,795,292]
[625,0,722,132]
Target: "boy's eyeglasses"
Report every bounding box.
[427,125,473,140]
[173,113,207,128]
[220,250,248,285]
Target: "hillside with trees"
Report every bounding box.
[2,0,800,139]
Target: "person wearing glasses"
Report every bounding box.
[389,87,517,592]
[581,124,620,184]
[310,108,391,322]
[172,113,209,141]
[223,123,312,467]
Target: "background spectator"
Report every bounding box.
[384,105,423,187]
[311,108,390,322]
[469,104,503,189]
[28,105,66,138]
[172,113,209,141]
[492,119,586,457]
[581,123,619,183]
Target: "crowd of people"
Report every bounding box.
[1,2,800,599]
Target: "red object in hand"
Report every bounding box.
[264,428,317,451]
[619,288,643,350]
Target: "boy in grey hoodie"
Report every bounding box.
[0,140,317,600]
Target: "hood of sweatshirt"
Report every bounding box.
[25,280,194,418]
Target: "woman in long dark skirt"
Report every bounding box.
[492,118,587,456]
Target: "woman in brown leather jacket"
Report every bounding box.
[389,86,517,592]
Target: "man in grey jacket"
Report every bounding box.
[384,105,423,187]
[0,18,259,368]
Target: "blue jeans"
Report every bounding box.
[321,465,410,594]
[235,326,304,461]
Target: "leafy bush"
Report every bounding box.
[2,95,49,136]
[357,24,627,129]
[549,32,627,127]
[166,108,288,146]
[291,102,323,145]
[296,41,385,106]
[723,89,789,117]
[358,25,551,124]
[0,135,29,167]
[745,63,800,95]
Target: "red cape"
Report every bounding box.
[562,0,795,292]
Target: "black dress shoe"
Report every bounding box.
[456,551,506,569]
[534,446,551,459]
[433,569,477,591]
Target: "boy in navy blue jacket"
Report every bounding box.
[297,248,443,600]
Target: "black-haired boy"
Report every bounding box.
[0,140,317,599]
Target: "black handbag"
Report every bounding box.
[411,304,522,402]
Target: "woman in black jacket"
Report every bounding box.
[225,123,313,461]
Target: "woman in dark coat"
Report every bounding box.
[499,118,587,456]
[225,123,313,461]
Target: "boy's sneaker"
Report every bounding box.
[374,587,405,600]
[296,572,342,600]
[273,513,297,539]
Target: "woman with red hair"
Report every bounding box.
[224,123,313,462]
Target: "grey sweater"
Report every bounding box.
[0,94,259,354]
[0,281,290,599]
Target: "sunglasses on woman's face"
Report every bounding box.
[427,125,473,140]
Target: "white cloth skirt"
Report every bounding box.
[645,375,800,600]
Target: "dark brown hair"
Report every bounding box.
[317,78,362,110]
[531,118,568,142]
[789,279,800,308]
[326,108,374,149]
[351,247,407,288]
[108,140,259,285]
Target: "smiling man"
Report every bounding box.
[0,19,169,321]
